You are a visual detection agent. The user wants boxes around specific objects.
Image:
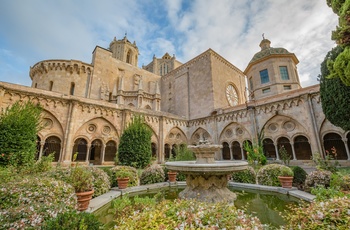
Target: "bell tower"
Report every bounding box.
[109,34,139,67]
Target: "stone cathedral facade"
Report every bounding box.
[0,35,349,166]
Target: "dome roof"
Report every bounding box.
[249,47,291,63]
[249,38,291,63]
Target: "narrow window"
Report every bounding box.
[283,85,291,90]
[259,69,269,84]
[126,50,131,64]
[280,66,289,80]
[262,88,271,94]
[49,81,53,91]
[249,77,253,90]
[34,83,37,88]
[70,82,75,95]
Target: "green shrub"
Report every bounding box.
[163,165,186,181]
[231,166,256,184]
[256,164,293,186]
[330,172,350,191]
[284,197,350,229]
[34,153,54,173]
[0,101,42,167]
[304,170,332,192]
[312,151,339,173]
[311,185,347,201]
[0,176,77,229]
[88,167,111,197]
[42,210,103,230]
[113,198,265,229]
[140,164,165,185]
[118,115,152,168]
[174,144,195,161]
[110,166,139,187]
[291,166,307,190]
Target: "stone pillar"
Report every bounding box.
[290,142,297,160]
[343,138,350,160]
[38,141,45,160]
[86,144,91,162]
[274,143,280,160]
[101,142,106,165]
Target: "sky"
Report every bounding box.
[0,0,338,87]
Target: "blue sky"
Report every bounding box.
[0,0,337,87]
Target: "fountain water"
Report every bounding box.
[165,139,248,202]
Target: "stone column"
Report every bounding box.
[290,142,297,160]
[274,143,280,160]
[86,144,91,162]
[101,142,106,165]
[342,138,350,160]
[38,141,45,160]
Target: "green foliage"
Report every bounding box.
[174,144,195,161]
[320,46,350,130]
[118,115,152,168]
[256,164,293,187]
[110,165,139,187]
[42,210,103,230]
[0,176,77,229]
[331,172,350,191]
[279,145,291,166]
[231,166,256,184]
[69,166,94,192]
[311,185,347,201]
[34,153,54,173]
[112,198,265,229]
[163,165,186,181]
[312,151,339,173]
[291,166,307,189]
[284,196,350,229]
[304,170,332,192]
[140,164,165,185]
[243,140,267,168]
[88,167,111,197]
[0,101,42,167]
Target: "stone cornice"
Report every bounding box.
[30,59,93,79]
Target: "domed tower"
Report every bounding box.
[109,35,139,67]
[244,37,301,100]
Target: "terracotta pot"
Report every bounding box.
[168,172,177,182]
[117,177,129,189]
[278,176,293,188]
[76,190,94,211]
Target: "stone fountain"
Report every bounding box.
[165,139,248,202]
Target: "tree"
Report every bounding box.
[327,0,350,85]
[320,46,350,131]
[117,115,152,168]
[0,101,42,167]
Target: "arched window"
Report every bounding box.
[324,133,347,160]
[49,81,53,91]
[231,141,242,160]
[72,138,88,161]
[294,135,312,160]
[151,142,157,159]
[222,142,230,160]
[70,82,75,95]
[164,144,170,160]
[263,138,276,159]
[126,50,131,64]
[90,139,103,164]
[43,136,61,162]
[105,140,117,161]
[277,137,293,160]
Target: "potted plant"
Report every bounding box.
[115,168,133,189]
[167,171,177,182]
[278,166,294,188]
[69,166,94,211]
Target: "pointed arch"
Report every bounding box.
[294,135,312,160]
[105,140,117,161]
[43,136,61,162]
[323,133,347,160]
[190,127,211,144]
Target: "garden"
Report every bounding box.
[0,101,350,229]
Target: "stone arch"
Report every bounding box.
[165,127,187,145]
[323,132,347,160]
[39,109,64,143]
[126,49,132,64]
[219,122,250,144]
[277,136,293,160]
[222,142,230,160]
[262,114,306,139]
[231,141,242,160]
[190,127,212,145]
[72,137,88,161]
[90,139,103,165]
[43,135,61,162]
[105,140,117,162]
[293,135,312,160]
[75,117,119,141]
[263,138,276,159]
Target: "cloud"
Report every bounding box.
[0,0,339,87]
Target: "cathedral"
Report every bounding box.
[0,35,349,166]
